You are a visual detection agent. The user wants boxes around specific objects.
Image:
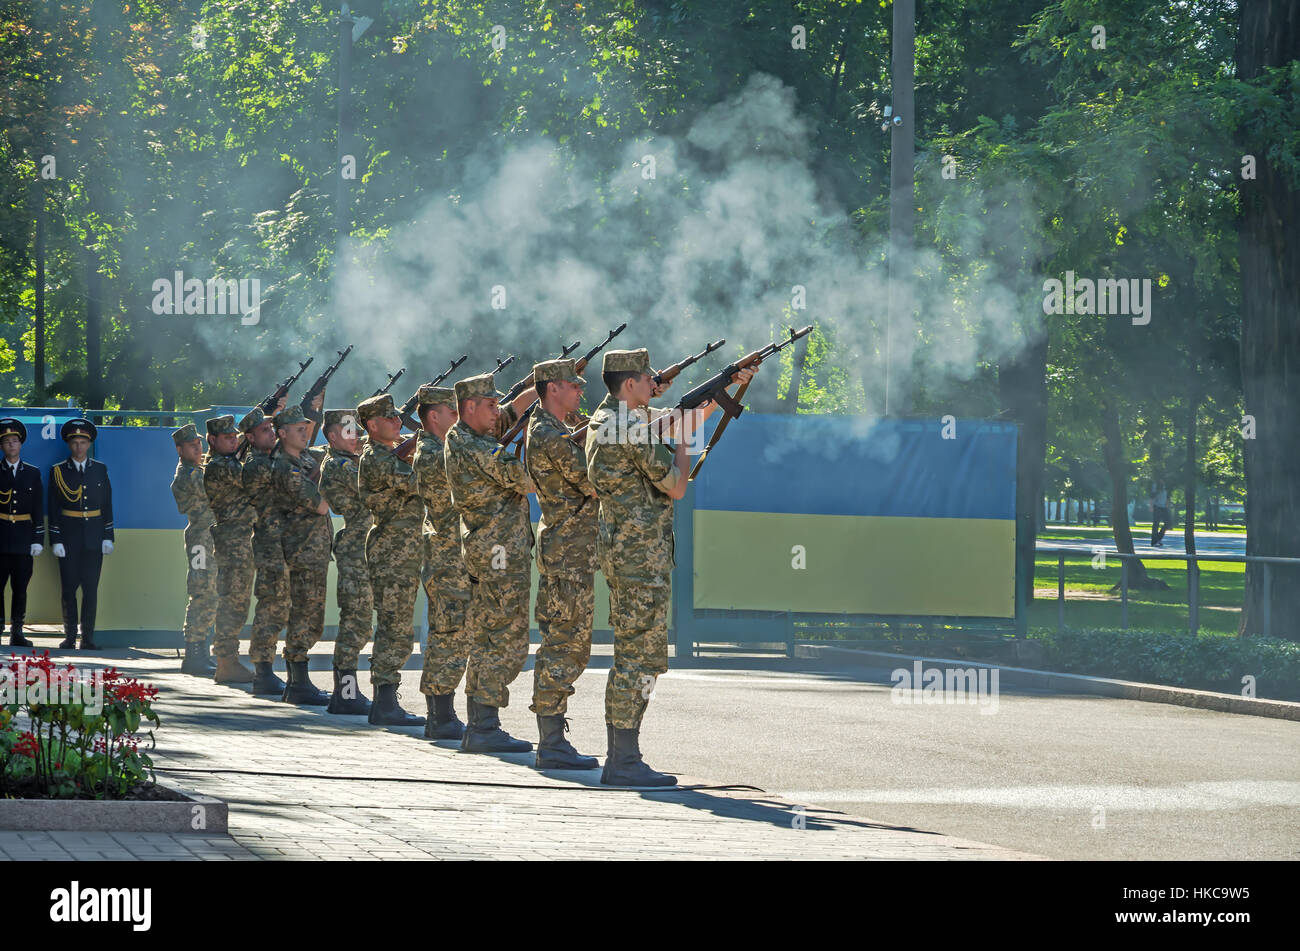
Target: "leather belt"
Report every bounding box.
[0,513,31,522]
[62,509,102,518]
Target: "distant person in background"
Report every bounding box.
[48,418,114,650]
[171,424,218,675]
[1150,482,1171,548]
[0,418,42,647]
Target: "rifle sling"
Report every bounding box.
[689,378,750,481]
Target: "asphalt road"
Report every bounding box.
[506,652,1300,861]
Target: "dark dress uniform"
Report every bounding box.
[0,418,43,646]
[47,419,114,649]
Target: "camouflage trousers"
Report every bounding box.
[368,559,419,687]
[282,557,328,663]
[529,571,594,716]
[332,555,374,670]
[463,571,531,709]
[181,540,217,645]
[419,561,472,696]
[211,529,253,658]
[249,528,290,663]
[605,573,670,729]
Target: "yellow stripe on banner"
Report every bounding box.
[692,511,1015,618]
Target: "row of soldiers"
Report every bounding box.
[171,348,754,786]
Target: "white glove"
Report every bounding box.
[102,540,114,555]
[29,543,42,557]
[52,543,66,558]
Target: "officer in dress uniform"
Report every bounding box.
[0,418,43,647]
[48,418,114,650]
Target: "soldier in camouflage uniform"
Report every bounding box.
[525,358,600,768]
[270,405,334,705]
[171,424,217,677]
[356,393,426,727]
[412,384,470,740]
[444,372,538,753]
[318,408,374,716]
[239,406,288,695]
[585,348,754,785]
[202,415,255,684]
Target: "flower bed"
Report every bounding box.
[1,651,162,800]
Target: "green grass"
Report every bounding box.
[1039,523,1246,539]
[1031,554,1243,635]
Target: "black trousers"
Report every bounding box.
[0,552,34,629]
[58,547,103,637]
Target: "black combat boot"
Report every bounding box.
[8,619,32,648]
[280,660,330,706]
[599,722,616,784]
[602,727,677,787]
[368,683,426,726]
[326,668,371,715]
[58,615,76,649]
[423,693,464,740]
[535,714,598,769]
[460,698,532,754]
[78,625,98,651]
[180,641,212,677]
[251,661,286,696]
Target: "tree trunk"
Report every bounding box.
[34,202,46,403]
[1184,389,1198,557]
[1236,1,1300,639]
[1100,399,1162,589]
[999,327,1049,616]
[85,249,102,411]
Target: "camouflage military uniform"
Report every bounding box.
[270,439,333,662]
[585,391,680,729]
[444,394,534,709]
[203,422,255,659]
[241,413,291,665]
[170,450,217,647]
[358,421,423,687]
[319,439,373,670]
[526,403,598,716]
[414,425,472,696]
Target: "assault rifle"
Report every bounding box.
[396,355,468,432]
[565,337,725,444]
[391,354,516,461]
[236,357,313,459]
[498,323,628,453]
[369,367,406,399]
[302,345,353,444]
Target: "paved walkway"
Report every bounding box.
[0,653,1039,861]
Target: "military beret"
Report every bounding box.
[323,409,359,430]
[356,394,398,424]
[602,348,651,374]
[238,407,267,434]
[206,414,238,437]
[533,358,585,386]
[274,405,309,429]
[0,418,27,443]
[453,373,503,403]
[171,423,201,446]
[416,384,456,408]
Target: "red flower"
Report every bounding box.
[11,731,39,758]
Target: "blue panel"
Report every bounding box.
[95,427,187,529]
[692,415,1017,520]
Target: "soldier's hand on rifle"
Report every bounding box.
[730,365,758,387]
[310,392,324,413]
[315,498,330,515]
[275,395,288,415]
[651,374,672,398]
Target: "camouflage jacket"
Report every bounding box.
[203,452,255,538]
[357,439,423,567]
[270,444,332,564]
[412,430,460,564]
[318,445,371,564]
[443,406,534,577]
[584,393,680,581]
[171,458,214,549]
[526,404,597,576]
[241,448,284,539]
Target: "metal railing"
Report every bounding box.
[1038,547,1300,637]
